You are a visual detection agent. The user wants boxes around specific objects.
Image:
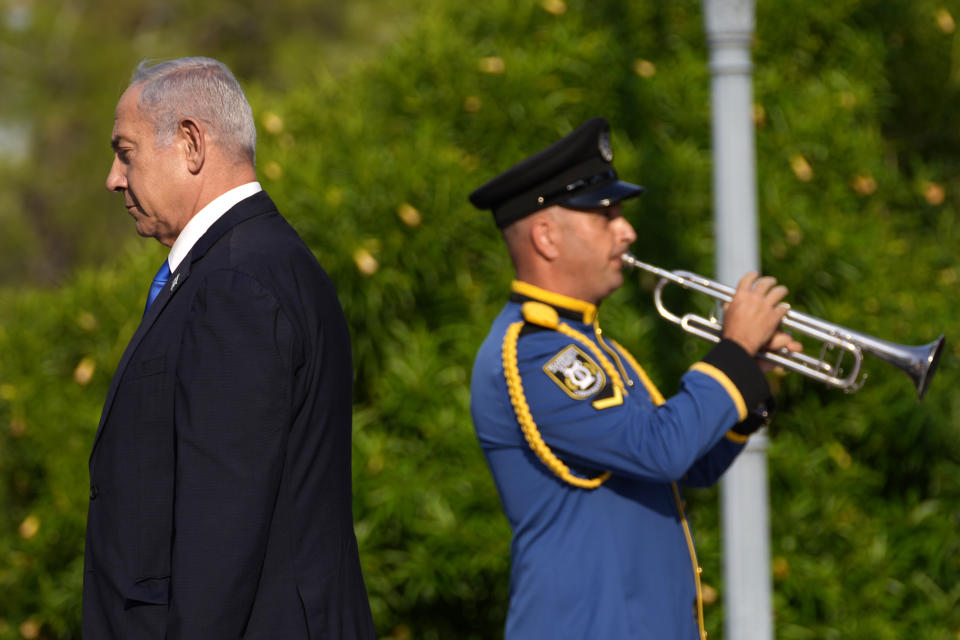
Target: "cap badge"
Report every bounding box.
[598,131,613,162]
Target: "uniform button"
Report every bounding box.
[90,485,99,500]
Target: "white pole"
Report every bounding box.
[702,1,774,639]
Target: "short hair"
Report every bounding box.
[131,57,257,164]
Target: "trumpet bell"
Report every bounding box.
[908,335,944,401]
[825,327,945,400]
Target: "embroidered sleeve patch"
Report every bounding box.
[543,345,606,400]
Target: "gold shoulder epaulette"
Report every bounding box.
[521,301,559,329]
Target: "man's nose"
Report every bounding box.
[615,215,637,245]
[105,157,126,192]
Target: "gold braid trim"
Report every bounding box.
[608,338,667,405]
[673,483,709,640]
[502,321,612,489]
[609,339,708,640]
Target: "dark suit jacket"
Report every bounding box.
[83,192,376,639]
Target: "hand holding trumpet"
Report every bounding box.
[721,272,804,369]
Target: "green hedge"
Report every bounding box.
[1,0,959,638]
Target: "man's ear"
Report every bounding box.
[530,212,562,261]
[178,118,205,174]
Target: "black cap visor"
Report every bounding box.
[560,179,645,210]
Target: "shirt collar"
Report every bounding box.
[509,280,598,324]
[167,182,262,271]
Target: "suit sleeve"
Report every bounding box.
[166,269,294,639]
[516,333,771,483]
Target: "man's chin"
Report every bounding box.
[132,219,157,241]
[591,277,623,305]
[611,269,625,288]
[604,273,625,300]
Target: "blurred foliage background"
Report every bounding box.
[1,0,959,638]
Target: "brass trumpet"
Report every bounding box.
[621,252,944,399]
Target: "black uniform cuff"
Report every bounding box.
[730,395,776,436]
[701,339,774,417]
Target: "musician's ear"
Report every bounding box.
[530,211,561,261]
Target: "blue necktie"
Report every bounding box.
[145,260,171,314]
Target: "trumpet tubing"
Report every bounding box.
[620,252,944,400]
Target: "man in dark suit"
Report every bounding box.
[84,57,376,639]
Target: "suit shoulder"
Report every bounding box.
[216,212,326,277]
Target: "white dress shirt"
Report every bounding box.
[167,182,263,272]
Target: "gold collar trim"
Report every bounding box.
[511,281,598,324]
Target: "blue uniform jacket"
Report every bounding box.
[470,281,773,639]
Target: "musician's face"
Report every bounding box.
[555,203,636,304]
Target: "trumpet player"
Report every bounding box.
[468,116,801,639]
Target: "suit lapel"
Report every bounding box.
[89,260,192,460]
[90,191,279,459]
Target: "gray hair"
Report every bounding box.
[131,57,257,164]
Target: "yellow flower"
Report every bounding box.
[353,248,379,276]
[18,515,40,540]
[263,161,283,181]
[478,57,505,74]
[261,111,285,135]
[633,59,656,78]
[19,619,40,640]
[752,103,767,127]
[74,357,96,386]
[397,203,422,227]
[923,181,945,205]
[790,155,813,182]
[463,96,482,113]
[851,174,877,196]
[936,8,955,34]
[541,0,567,15]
